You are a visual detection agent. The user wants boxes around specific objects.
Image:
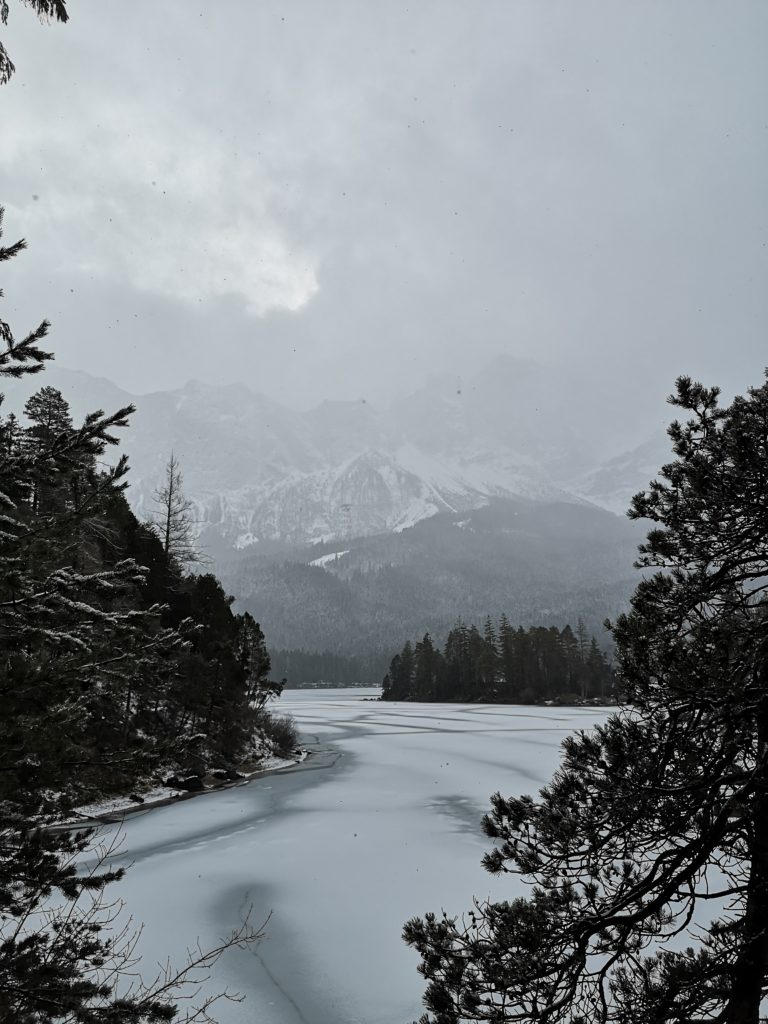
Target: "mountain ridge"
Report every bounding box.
[9,363,611,551]
[6,361,668,554]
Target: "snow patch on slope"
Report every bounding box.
[234,531,259,550]
[309,550,350,568]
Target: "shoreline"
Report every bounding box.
[58,749,310,830]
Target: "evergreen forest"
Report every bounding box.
[0,365,295,808]
[382,619,613,703]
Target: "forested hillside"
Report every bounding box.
[382,619,612,703]
[230,498,641,660]
[1,373,293,808]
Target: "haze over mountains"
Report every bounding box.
[10,357,670,544]
[9,357,670,665]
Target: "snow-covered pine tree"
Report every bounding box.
[2,374,189,803]
[404,373,768,1023]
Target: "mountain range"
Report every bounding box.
[7,358,671,545]
[6,358,673,663]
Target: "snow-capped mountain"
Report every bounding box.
[9,362,586,550]
[8,356,675,554]
[7,360,662,652]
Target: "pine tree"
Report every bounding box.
[237,611,280,708]
[515,626,535,702]
[559,624,580,697]
[22,386,72,515]
[478,617,499,697]
[443,623,472,700]
[497,614,520,702]
[384,640,415,700]
[575,617,589,663]
[413,634,443,700]
[586,636,610,700]
[148,451,201,571]
[404,373,768,1023]
[23,383,72,438]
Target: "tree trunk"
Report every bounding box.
[123,681,132,743]
[725,693,768,1023]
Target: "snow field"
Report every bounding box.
[97,691,610,1024]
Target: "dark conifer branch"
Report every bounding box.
[1,0,69,84]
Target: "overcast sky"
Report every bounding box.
[1,1,766,446]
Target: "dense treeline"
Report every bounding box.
[382,617,613,703]
[270,647,390,688]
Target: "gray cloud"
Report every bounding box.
[1,0,766,450]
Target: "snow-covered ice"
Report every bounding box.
[94,690,610,1024]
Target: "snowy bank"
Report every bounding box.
[66,751,307,826]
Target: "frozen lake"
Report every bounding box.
[100,690,610,1024]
